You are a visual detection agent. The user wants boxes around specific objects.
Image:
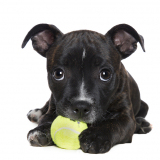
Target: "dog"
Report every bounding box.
[22,23,152,153]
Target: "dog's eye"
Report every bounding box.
[53,69,64,81]
[100,69,111,81]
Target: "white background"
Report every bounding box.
[0,0,160,159]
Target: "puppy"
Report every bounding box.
[22,24,152,153]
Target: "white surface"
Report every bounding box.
[0,0,159,159]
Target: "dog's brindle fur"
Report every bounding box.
[22,24,152,153]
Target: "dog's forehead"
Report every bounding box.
[60,48,105,68]
[47,30,111,71]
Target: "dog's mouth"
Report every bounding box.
[64,115,96,124]
[67,112,96,124]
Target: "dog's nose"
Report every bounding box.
[71,101,91,118]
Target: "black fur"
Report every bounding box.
[22,23,151,154]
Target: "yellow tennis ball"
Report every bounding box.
[50,116,88,150]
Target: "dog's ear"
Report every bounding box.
[105,24,145,59]
[22,24,63,57]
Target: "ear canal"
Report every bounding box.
[22,24,63,57]
[106,24,145,59]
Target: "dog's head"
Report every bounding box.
[22,24,145,124]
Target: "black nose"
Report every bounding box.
[71,101,91,118]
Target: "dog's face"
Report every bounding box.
[22,24,145,124]
[47,31,121,124]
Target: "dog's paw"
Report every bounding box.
[27,129,53,147]
[79,128,111,154]
[135,117,152,134]
[27,109,42,123]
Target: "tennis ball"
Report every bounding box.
[50,116,88,150]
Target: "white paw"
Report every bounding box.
[27,129,51,146]
[27,109,42,123]
[28,130,42,146]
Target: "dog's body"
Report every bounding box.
[22,24,152,153]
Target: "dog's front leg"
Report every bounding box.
[27,121,54,146]
[27,112,57,146]
[79,106,136,154]
[27,96,57,147]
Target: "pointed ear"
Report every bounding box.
[22,24,63,57]
[105,24,145,59]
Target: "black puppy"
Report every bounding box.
[22,24,152,153]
